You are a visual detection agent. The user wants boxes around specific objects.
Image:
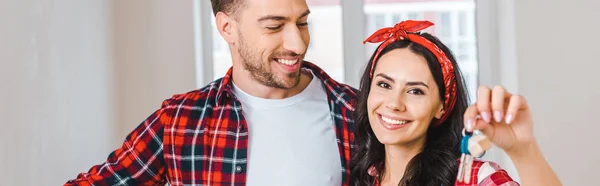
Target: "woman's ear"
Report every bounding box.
[434,104,444,119]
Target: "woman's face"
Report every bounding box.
[367,48,444,146]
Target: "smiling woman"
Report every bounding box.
[349,19,562,186]
[368,48,446,142]
[350,22,472,185]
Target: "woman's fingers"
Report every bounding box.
[476,86,492,123]
[491,85,512,123]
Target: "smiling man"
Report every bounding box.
[64,0,357,185]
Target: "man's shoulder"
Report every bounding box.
[332,79,358,96]
[161,78,224,109]
[326,78,358,101]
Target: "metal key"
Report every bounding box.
[463,151,474,184]
[457,129,473,183]
[461,131,492,184]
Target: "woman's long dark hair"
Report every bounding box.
[350,33,470,186]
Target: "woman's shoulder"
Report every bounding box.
[456,159,520,186]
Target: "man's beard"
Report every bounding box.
[237,32,301,89]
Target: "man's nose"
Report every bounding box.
[282,26,307,55]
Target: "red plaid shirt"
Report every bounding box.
[370,159,518,186]
[455,159,519,186]
[65,62,357,186]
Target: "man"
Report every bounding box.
[65,0,356,185]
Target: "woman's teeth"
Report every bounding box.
[381,115,408,125]
[276,59,298,65]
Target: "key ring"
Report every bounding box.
[462,128,482,136]
[462,128,487,158]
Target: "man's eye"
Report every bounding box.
[266,25,283,30]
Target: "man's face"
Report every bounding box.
[233,0,310,89]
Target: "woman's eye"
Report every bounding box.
[377,82,391,89]
[407,88,425,95]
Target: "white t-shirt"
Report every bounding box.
[232,72,342,186]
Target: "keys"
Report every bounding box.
[468,134,492,158]
[457,129,473,184]
[457,129,493,184]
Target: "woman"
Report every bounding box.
[349,20,561,186]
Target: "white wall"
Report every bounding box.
[478,0,600,184]
[0,1,197,185]
[113,1,197,139]
[0,0,117,185]
[514,0,600,185]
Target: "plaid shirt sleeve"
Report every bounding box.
[477,161,520,186]
[64,99,175,186]
[456,159,520,186]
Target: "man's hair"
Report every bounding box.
[210,0,246,18]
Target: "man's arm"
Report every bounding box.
[64,101,173,186]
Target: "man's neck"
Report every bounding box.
[380,138,426,186]
[231,65,313,99]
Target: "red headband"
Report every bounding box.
[363,20,457,127]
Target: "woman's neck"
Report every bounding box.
[380,138,426,186]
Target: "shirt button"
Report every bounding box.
[235,166,243,173]
[238,124,244,130]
